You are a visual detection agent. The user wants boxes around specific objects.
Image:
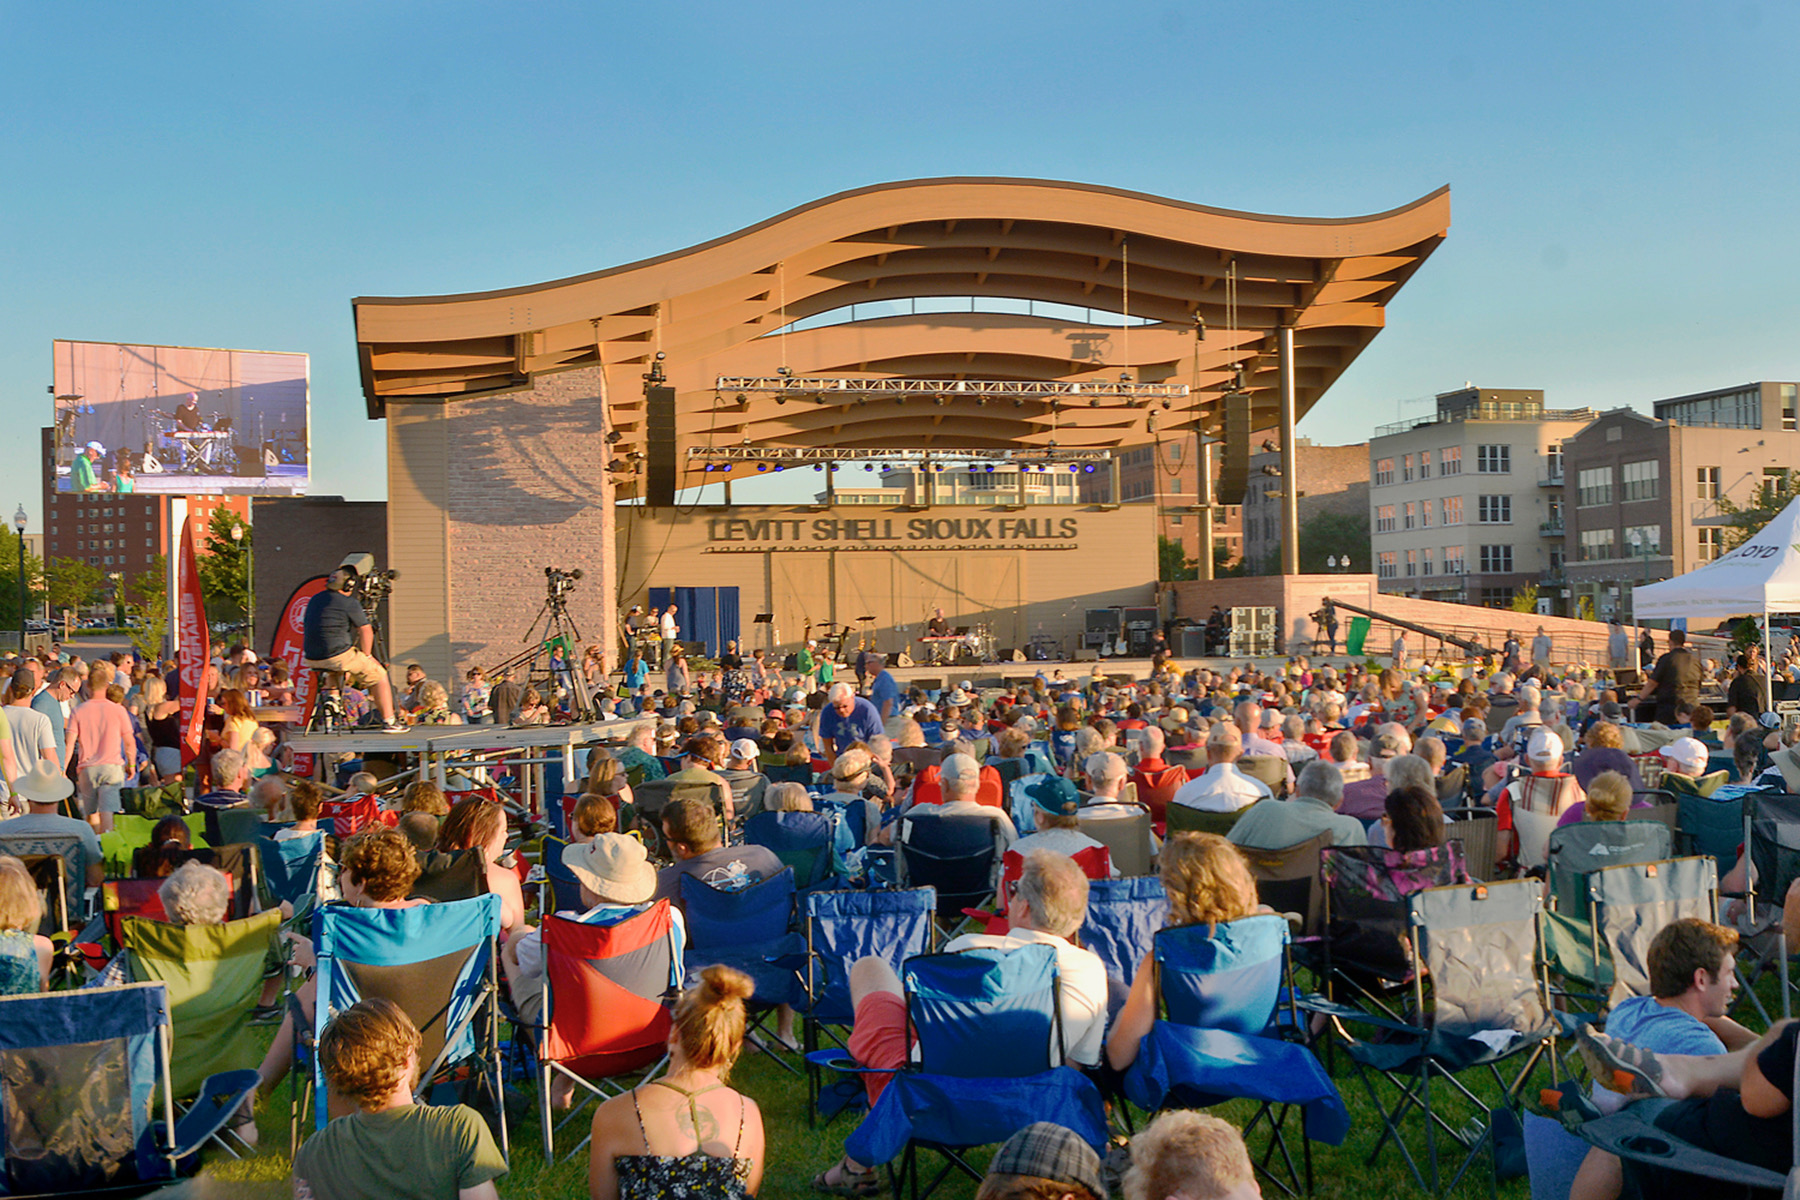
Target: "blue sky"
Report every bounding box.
[4,1,1797,522]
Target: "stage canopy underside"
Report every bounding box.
[354,177,1450,495]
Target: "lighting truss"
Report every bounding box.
[715,376,1187,403]
[685,446,1114,464]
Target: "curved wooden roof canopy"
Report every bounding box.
[354,177,1449,495]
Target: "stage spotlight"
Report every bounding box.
[604,430,622,444]
[1069,464,1079,473]
[775,395,786,405]
[985,463,996,473]
[756,463,769,473]
[773,464,784,472]
[1090,397,1101,407]
[1083,463,1096,474]
[735,393,747,404]
[813,464,824,471]
[864,463,874,472]
[1161,399,1172,410]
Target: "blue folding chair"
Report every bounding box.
[258,831,326,909]
[0,981,259,1195]
[744,810,837,890]
[839,943,1108,1200]
[896,808,1003,931]
[539,832,586,916]
[680,868,803,1074]
[1079,876,1167,1015]
[798,887,937,1126]
[1675,790,1744,864]
[307,894,508,1156]
[1122,915,1348,1196]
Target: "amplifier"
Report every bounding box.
[1085,608,1122,634]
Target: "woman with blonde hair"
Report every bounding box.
[1106,833,1266,1071]
[1555,768,1637,828]
[1122,1110,1260,1200]
[764,781,814,813]
[588,965,765,1200]
[0,856,53,993]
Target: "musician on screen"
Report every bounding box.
[173,392,203,431]
[301,555,406,733]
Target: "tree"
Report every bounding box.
[197,510,251,625]
[1717,472,1800,550]
[1296,510,1372,575]
[1159,536,1198,582]
[44,557,103,616]
[0,529,45,629]
[1510,584,1540,614]
[125,555,167,664]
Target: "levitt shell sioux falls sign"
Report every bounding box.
[703,514,1083,553]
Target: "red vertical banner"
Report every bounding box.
[270,575,329,776]
[177,517,210,765]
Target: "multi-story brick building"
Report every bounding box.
[1368,387,1597,607]
[1092,439,1244,570]
[1559,382,1800,621]
[37,428,249,606]
[1241,438,1370,573]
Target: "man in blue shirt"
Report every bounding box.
[819,682,883,755]
[301,557,403,731]
[867,656,902,722]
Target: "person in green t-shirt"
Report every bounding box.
[293,998,506,1200]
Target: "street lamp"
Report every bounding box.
[12,505,25,654]
[230,521,253,649]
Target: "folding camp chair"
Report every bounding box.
[414,847,491,903]
[1436,764,1468,807]
[120,776,186,819]
[896,809,1003,932]
[258,831,326,909]
[318,793,381,839]
[538,832,586,916]
[680,868,802,1072]
[307,894,507,1155]
[1164,804,1249,838]
[1505,772,1583,871]
[1675,790,1745,864]
[1239,755,1290,798]
[1077,805,1154,876]
[532,901,682,1162]
[1738,791,1800,1018]
[1587,856,1719,1009]
[1309,878,1559,1196]
[1541,820,1673,1008]
[798,887,938,1126]
[762,762,818,785]
[1079,876,1167,1000]
[119,908,283,1099]
[1316,843,1469,1017]
[16,854,69,936]
[1121,916,1350,1195]
[744,810,837,890]
[1442,807,1501,881]
[1166,747,1207,771]
[203,807,265,848]
[0,982,260,1194]
[835,944,1109,1200]
[631,776,732,843]
[1240,830,1333,938]
[1129,764,1188,833]
[0,831,89,929]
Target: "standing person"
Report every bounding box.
[459,667,491,724]
[1608,620,1631,673]
[1502,630,1524,676]
[1314,602,1339,657]
[1727,652,1767,721]
[867,655,901,723]
[64,662,135,833]
[1638,628,1657,673]
[300,558,404,731]
[1637,629,1703,726]
[623,650,649,695]
[3,673,57,774]
[1532,625,1553,673]
[1391,629,1409,672]
[818,683,883,756]
[659,605,679,671]
[488,668,522,726]
[666,647,691,697]
[31,663,80,768]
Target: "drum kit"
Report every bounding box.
[919,622,995,664]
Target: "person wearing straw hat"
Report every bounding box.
[0,760,103,891]
[502,833,685,1028]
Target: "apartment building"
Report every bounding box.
[1368,387,1597,607]
[1559,382,1800,621]
[1101,439,1244,569]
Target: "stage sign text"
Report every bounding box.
[703,514,1080,552]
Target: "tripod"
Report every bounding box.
[488,588,598,723]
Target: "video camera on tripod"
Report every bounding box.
[340,552,398,618]
[545,566,583,607]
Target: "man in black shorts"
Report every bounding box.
[302,555,403,731]
[1579,1019,1797,1198]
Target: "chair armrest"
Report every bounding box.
[1293,994,1425,1039]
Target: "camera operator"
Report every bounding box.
[303,555,405,732]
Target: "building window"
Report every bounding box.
[1765,467,1791,494]
[1577,466,1615,507]
[1545,446,1564,481]
[1697,527,1722,562]
[1477,445,1511,474]
[1696,466,1720,499]
[1441,496,1463,525]
[1404,548,1417,577]
[1784,384,1797,431]
[1376,504,1396,533]
[1402,454,1415,483]
[1621,460,1660,502]
[1420,501,1432,528]
[1579,528,1616,561]
[1377,551,1397,579]
[1403,502,1416,530]
[1374,457,1395,487]
[1661,387,1761,429]
[1479,544,1514,573]
[1480,587,1516,608]
[1440,446,1462,476]
[1419,449,1433,475]
[1477,495,1512,524]
[1421,547,1434,576]
[1624,524,1662,555]
[1443,546,1465,574]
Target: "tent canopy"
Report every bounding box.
[1632,497,1800,620]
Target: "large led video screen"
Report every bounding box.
[51,339,310,495]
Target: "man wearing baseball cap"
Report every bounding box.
[71,441,104,492]
[1011,776,1116,875]
[1658,735,1727,799]
[501,833,684,1027]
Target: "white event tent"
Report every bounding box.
[1632,496,1800,702]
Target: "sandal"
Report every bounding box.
[1576,1026,1667,1098]
[813,1160,879,1196]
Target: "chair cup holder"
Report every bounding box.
[1618,1134,1675,1158]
